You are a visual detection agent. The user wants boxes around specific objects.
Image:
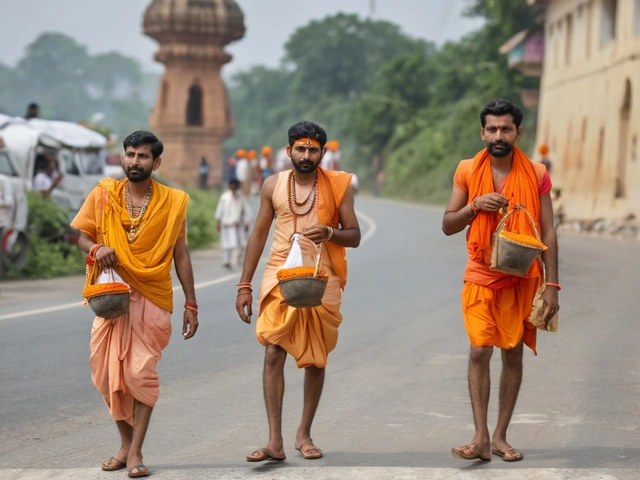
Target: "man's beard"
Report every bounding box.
[487,141,514,157]
[292,159,319,174]
[126,166,153,182]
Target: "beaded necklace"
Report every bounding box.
[125,182,153,243]
[287,170,318,233]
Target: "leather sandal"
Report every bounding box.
[295,439,323,459]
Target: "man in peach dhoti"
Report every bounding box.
[235,121,360,462]
[442,100,560,463]
[71,131,199,478]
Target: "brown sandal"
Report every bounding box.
[295,439,323,459]
[128,464,149,478]
[101,457,126,471]
[245,448,286,462]
[451,444,491,461]
[492,447,524,462]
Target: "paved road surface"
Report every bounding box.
[0,197,638,479]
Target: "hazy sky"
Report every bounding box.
[0,0,484,75]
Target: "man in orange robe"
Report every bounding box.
[442,100,560,463]
[235,121,360,462]
[71,131,199,478]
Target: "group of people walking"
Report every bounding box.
[71,99,559,478]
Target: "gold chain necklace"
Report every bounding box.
[125,182,153,243]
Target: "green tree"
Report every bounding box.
[284,13,420,101]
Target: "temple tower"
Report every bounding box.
[143,0,245,186]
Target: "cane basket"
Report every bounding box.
[82,256,130,319]
[490,204,547,276]
[277,243,328,308]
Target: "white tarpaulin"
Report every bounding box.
[27,119,107,149]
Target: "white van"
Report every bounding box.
[0,115,107,212]
[0,136,29,270]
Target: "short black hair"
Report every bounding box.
[480,99,523,128]
[123,131,163,159]
[28,103,39,110]
[228,177,240,186]
[287,121,327,148]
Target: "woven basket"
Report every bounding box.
[83,257,130,319]
[490,204,547,276]
[278,242,327,308]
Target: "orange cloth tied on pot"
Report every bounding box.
[453,147,551,354]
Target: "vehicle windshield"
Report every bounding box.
[79,150,105,175]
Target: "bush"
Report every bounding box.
[3,192,86,279]
[186,188,220,249]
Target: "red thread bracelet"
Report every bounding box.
[546,283,561,291]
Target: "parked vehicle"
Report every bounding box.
[0,135,29,271]
[0,114,107,213]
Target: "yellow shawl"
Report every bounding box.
[71,178,189,312]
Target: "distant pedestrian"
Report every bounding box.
[538,143,552,173]
[198,157,210,190]
[24,102,39,119]
[33,155,64,198]
[215,178,251,269]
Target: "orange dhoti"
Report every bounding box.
[90,289,172,425]
[257,289,342,369]
[461,278,540,354]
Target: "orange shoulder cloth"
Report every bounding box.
[90,178,188,312]
[316,167,352,289]
[466,146,542,281]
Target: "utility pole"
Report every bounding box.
[369,0,376,16]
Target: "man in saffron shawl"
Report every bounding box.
[442,100,560,462]
[235,121,360,462]
[71,131,199,478]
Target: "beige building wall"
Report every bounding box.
[535,0,640,219]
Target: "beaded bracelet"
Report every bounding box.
[546,283,561,291]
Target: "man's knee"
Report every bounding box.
[264,345,286,369]
[469,346,493,366]
[305,365,325,376]
[502,344,523,368]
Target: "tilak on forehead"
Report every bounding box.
[293,138,321,148]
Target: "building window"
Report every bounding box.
[579,117,588,168]
[586,1,593,59]
[600,0,618,47]
[635,0,640,36]
[186,84,203,126]
[566,13,573,65]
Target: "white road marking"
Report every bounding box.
[0,209,378,322]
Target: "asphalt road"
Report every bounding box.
[0,196,639,480]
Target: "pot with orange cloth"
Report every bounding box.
[490,204,548,276]
[277,235,328,308]
[82,245,130,319]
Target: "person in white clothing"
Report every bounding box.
[33,156,63,198]
[215,178,252,269]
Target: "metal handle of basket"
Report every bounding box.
[313,242,324,277]
[494,204,542,241]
